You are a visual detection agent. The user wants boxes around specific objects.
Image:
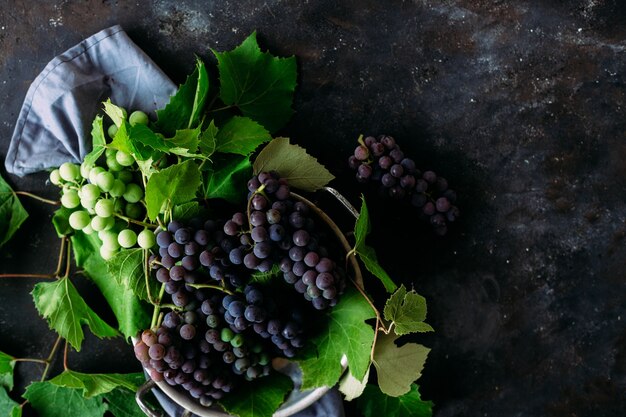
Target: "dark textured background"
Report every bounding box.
[1,1,625,416]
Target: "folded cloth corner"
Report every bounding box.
[5,24,177,176]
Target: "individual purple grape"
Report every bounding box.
[224,220,239,236]
[423,202,436,216]
[381,173,396,187]
[179,324,196,340]
[304,251,319,267]
[269,224,285,242]
[423,170,437,184]
[354,145,369,161]
[174,228,191,244]
[250,211,266,227]
[157,231,173,248]
[348,155,360,169]
[357,164,372,180]
[381,135,396,149]
[293,230,310,247]
[435,197,451,212]
[390,164,404,178]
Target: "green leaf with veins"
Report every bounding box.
[353,197,397,293]
[102,99,126,127]
[127,123,169,153]
[213,31,297,133]
[215,116,271,155]
[51,207,73,237]
[110,122,153,161]
[218,372,292,417]
[23,382,106,417]
[202,154,252,204]
[156,58,209,135]
[49,370,142,398]
[107,249,158,304]
[253,138,334,192]
[0,387,21,417]
[384,285,433,335]
[357,384,432,417]
[0,351,15,391]
[73,232,149,340]
[165,127,201,153]
[296,288,375,390]
[31,276,119,351]
[145,160,202,220]
[249,263,281,285]
[136,158,157,179]
[372,333,429,397]
[0,173,29,248]
[82,116,106,169]
[104,388,146,417]
[172,202,208,222]
[199,120,218,156]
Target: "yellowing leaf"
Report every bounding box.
[338,368,370,401]
[372,333,429,397]
[297,288,375,390]
[31,276,118,351]
[384,285,433,335]
[253,138,334,192]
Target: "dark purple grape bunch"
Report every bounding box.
[247,172,346,309]
[348,135,460,235]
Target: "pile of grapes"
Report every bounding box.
[133,172,347,406]
[49,111,155,259]
[348,135,460,235]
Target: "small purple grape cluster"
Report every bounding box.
[348,135,460,235]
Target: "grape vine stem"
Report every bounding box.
[14,191,60,206]
[115,213,157,229]
[186,283,235,295]
[40,335,63,382]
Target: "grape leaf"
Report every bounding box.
[110,121,155,161]
[31,276,119,351]
[202,154,252,204]
[213,32,297,133]
[156,58,209,135]
[338,368,370,402]
[82,116,106,169]
[136,158,157,179]
[249,263,281,285]
[104,388,146,417]
[199,120,218,156]
[0,173,29,247]
[253,138,335,192]
[71,231,150,340]
[296,288,375,390]
[357,384,433,417]
[172,201,208,222]
[127,124,169,153]
[103,99,126,127]
[49,370,142,398]
[165,127,201,153]
[0,351,15,391]
[384,285,433,335]
[107,249,158,303]
[215,116,271,155]
[353,197,397,293]
[51,207,73,237]
[372,333,429,397]
[0,387,21,417]
[23,382,107,417]
[145,160,202,220]
[218,372,292,417]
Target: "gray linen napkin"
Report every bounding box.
[5,25,176,176]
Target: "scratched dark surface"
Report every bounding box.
[1,1,625,416]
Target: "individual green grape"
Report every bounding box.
[69,210,91,230]
[88,166,106,185]
[91,215,114,232]
[99,230,119,251]
[137,229,156,249]
[59,162,80,182]
[79,163,91,179]
[106,155,123,172]
[81,183,101,201]
[125,203,143,219]
[96,171,115,192]
[49,169,61,186]
[99,246,117,260]
[109,179,126,198]
[105,148,116,158]
[116,170,134,183]
[107,124,118,139]
[129,110,149,126]
[80,197,97,210]
[116,151,134,167]
[123,183,143,203]
[60,190,80,209]
[118,229,137,248]
[82,224,95,235]
[95,199,115,218]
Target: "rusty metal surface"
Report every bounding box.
[1,1,625,416]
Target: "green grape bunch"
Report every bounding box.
[49,110,156,259]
